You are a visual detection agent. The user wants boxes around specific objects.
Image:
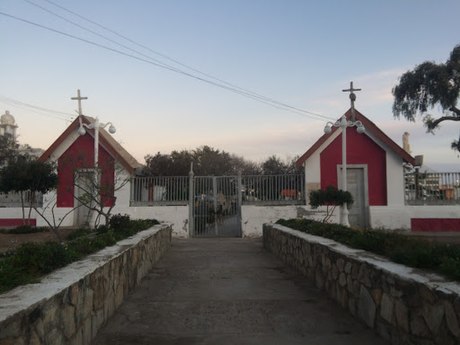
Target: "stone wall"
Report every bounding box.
[263,223,460,345]
[0,224,172,345]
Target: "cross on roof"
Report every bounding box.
[71,89,88,116]
[342,81,361,120]
[342,81,361,106]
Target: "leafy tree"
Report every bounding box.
[230,154,262,175]
[144,147,304,176]
[144,152,174,176]
[260,155,302,175]
[309,185,353,223]
[0,158,57,227]
[144,150,193,176]
[170,150,194,175]
[144,146,258,176]
[193,146,233,175]
[261,155,288,175]
[0,134,18,166]
[392,44,460,151]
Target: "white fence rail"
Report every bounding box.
[130,174,306,206]
[0,191,43,208]
[130,176,189,206]
[241,174,305,205]
[405,171,460,205]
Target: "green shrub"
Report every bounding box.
[2,225,48,234]
[11,242,70,275]
[276,218,460,282]
[66,228,92,241]
[0,257,34,293]
[109,214,131,231]
[0,218,159,294]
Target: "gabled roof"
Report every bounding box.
[38,115,142,174]
[296,108,415,167]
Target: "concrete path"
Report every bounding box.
[92,239,388,345]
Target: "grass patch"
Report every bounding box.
[276,218,460,282]
[0,216,160,294]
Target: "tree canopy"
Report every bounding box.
[0,134,18,166]
[144,146,300,176]
[0,158,57,195]
[0,158,57,226]
[392,44,460,151]
[309,185,353,223]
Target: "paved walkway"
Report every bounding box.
[92,239,388,345]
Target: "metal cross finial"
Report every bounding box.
[342,81,361,121]
[71,89,88,116]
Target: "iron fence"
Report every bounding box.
[0,191,43,208]
[130,174,306,206]
[241,174,305,205]
[130,176,189,206]
[405,171,460,205]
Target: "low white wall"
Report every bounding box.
[241,205,308,237]
[0,206,75,228]
[370,205,460,230]
[0,204,189,238]
[369,206,410,230]
[113,205,189,238]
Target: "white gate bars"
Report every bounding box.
[190,176,242,237]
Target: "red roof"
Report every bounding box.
[38,115,141,174]
[296,108,415,167]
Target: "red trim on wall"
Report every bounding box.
[57,134,115,208]
[411,218,460,232]
[320,127,387,206]
[0,219,36,227]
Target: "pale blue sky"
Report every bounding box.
[1,0,459,169]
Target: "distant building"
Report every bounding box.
[18,145,44,159]
[0,110,44,159]
[0,110,18,139]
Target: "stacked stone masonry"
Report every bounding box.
[263,224,460,345]
[0,224,172,345]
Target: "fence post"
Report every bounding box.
[237,171,242,237]
[303,169,308,206]
[188,163,194,236]
[414,167,420,201]
[129,177,134,207]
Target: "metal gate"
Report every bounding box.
[191,176,241,237]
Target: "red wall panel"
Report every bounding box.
[57,134,115,207]
[0,219,36,227]
[411,218,460,232]
[320,129,387,206]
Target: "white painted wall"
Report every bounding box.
[111,169,189,237]
[370,205,460,230]
[369,206,411,230]
[305,151,321,186]
[241,205,308,237]
[303,130,341,204]
[385,152,405,206]
[2,196,459,234]
[113,205,189,238]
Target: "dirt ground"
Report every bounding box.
[0,228,78,253]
